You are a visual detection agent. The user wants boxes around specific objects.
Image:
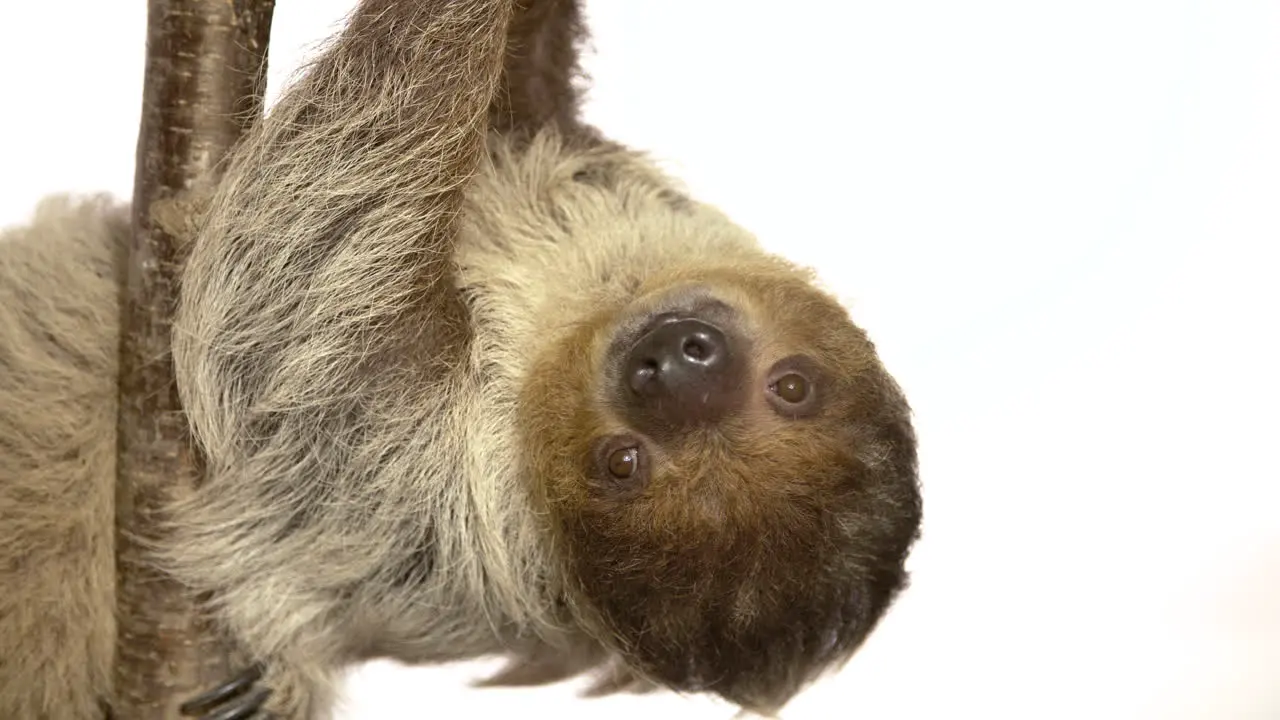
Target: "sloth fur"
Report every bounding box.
[0,1,922,718]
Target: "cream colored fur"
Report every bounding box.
[0,195,128,718]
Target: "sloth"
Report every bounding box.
[0,0,922,718]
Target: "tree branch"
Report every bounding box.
[114,1,274,716]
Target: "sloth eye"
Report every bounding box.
[607,447,641,479]
[772,373,810,404]
[592,436,649,493]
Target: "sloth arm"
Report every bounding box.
[492,0,594,139]
[168,0,523,714]
[177,0,519,390]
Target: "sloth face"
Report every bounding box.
[520,263,921,712]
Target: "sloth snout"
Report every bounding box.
[623,317,745,426]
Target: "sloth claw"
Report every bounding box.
[179,664,272,719]
[199,687,271,720]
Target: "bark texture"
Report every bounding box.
[114,1,275,716]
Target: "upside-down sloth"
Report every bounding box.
[0,0,922,717]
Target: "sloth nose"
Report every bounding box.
[625,318,744,426]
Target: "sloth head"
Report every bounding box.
[521,261,922,712]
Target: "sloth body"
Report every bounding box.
[0,196,127,719]
[0,1,921,718]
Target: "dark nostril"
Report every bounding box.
[683,338,707,361]
[629,359,659,394]
[678,326,726,368]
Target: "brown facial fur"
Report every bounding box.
[522,265,920,712]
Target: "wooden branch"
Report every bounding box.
[114,0,274,716]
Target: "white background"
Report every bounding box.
[2,1,1278,718]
